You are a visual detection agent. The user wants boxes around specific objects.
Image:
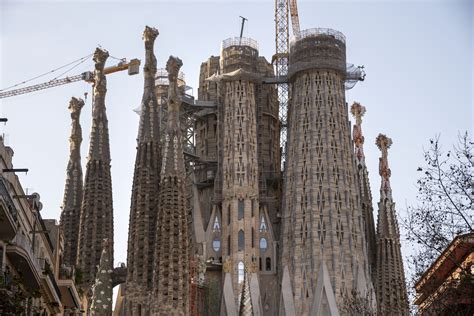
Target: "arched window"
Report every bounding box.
[213,238,221,252]
[260,238,267,251]
[238,261,245,284]
[238,200,244,220]
[266,257,271,271]
[238,230,245,251]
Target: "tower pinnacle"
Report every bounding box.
[126,26,161,315]
[374,133,409,315]
[60,96,84,268]
[89,239,113,315]
[77,47,114,291]
[152,55,190,315]
[351,102,377,284]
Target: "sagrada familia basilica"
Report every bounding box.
[57,23,409,315]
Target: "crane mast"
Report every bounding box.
[274,0,289,169]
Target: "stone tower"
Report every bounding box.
[351,102,377,283]
[280,29,373,314]
[90,239,113,315]
[152,56,190,315]
[195,37,280,315]
[374,134,409,315]
[60,96,84,268]
[126,26,161,315]
[77,47,114,290]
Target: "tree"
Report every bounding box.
[402,132,473,309]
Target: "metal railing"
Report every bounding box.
[0,178,17,222]
[222,37,259,51]
[290,28,346,46]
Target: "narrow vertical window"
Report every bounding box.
[227,235,231,256]
[238,200,244,220]
[251,200,254,217]
[227,204,231,225]
[251,228,255,248]
[266,257,271,271]
[238,230,245,251]
[238,261,245,284]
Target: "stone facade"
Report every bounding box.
[76,47,114,291]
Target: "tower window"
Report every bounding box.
[227,204,231,225]
[238,230,245,251]
[238,261,245,284]
[213,238,221,252]
[238,200,244,220]
[259,216,268,232]
[266,257,271,271]
[227,235,231,256]
[212,216,220,232]
[260,238,268,252]
[252,228,255,248]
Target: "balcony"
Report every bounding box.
[0,178,17,240]
[5,233,42,289]
[41,269,62,313]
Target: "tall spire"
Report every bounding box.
[77,47,114,291]
[374,134,409,315]
[60,97,84,268]
[152,56,190,315]
[351,102,377,283]
[89,239,113,315]
[126,26,161,315]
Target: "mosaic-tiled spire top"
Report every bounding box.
[351,102,367,166]
[60,97,84,267]
[376,133,393,200]
[137,26,160,142]
[90,239,113,315]
[375,134,409,315]
[126,26,161,315]
[88,47,111,163]
[161,56,185,179]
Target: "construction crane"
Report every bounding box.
[274,0,290,169]
[289,0,301,38]
[0,58,141,99]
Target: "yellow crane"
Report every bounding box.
[0,57,140,99]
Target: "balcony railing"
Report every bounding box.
[0,178,17,222]
[11,233,42,273]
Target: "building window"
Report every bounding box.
[238,200,244,220]
[212,216,220,232]
[251,200,255,217]
[260,237,268,252]
[227,204,231,225]
[238,261,245,284]
[252,228,255,248]
[227,235,231,256]
[238,230,245,251]
[213,238,221,252]
[260,216,268,232]
[266,258,271,271]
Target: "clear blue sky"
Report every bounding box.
[1,0,472,295]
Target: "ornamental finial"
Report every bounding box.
[376,133,393,194]
[351,102,367,164]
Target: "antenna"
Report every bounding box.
[239,16,248,44]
